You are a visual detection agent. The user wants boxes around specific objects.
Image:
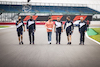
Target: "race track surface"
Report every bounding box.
[0,25,100,67]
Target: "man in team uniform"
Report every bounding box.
[16,16,25,45]
[78,17,87,45]
[26,15,36,44]
[54,17,63,44]
[64,16,74,45]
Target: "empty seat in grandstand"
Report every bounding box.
[0,4,100,14]
[0,4,22,12]
[32,6,51,12]
[50,6,66,13]
[61,7,80,13]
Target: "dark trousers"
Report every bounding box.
[28,30,34,43]
[80,31,85,43]
[56,28,61,43]
[56,32,61,43]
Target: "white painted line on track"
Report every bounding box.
[86,32,100,45]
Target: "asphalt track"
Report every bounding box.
[0,25,100,67]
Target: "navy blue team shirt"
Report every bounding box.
[26,19,36,31]
[64,20,74,31]
[16,20,24,32]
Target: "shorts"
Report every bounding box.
[17,31,23,37]
[66,31,72,36]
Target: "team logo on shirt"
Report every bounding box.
[28,21,35,26]
[80,23,85,28]
[55,22,62,28]
[17,22,23,28]
[66,22,72,28]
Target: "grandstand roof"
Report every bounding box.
[0,0,100,4]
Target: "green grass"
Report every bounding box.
[0,26,9,28]
[90,28,100,42]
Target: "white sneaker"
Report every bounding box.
[49,41,51,44]
[48,41,50,44]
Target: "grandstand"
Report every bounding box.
[0,4,100,14]
[0,1,100,22]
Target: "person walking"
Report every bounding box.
[45,16,54,44]
[64,16,74,45]
[54,17,63,44]
[26,15,36,44]
[78,17,87,45]
[16,16,25,45]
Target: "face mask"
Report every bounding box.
[19,19,21,21]
[30,19,32,21]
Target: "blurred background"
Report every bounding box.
[0,0,100,25]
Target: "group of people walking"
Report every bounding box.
[16,15,87,45]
